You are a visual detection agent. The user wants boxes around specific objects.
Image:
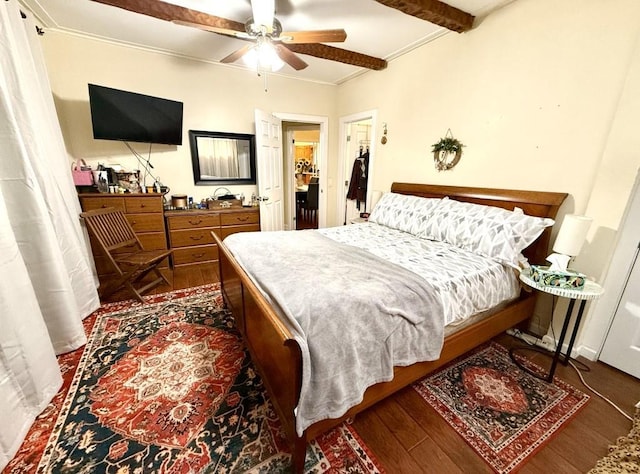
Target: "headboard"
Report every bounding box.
[390,182,568,266]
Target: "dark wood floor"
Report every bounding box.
[106,265,640,473]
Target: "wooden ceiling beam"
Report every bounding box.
[90,0,246,32]
[374,0,474,33]
[285,44,387,70]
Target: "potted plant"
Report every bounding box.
[432,134,464,171]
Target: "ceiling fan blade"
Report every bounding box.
[285,44,387,70]
[251,0,275,31]
[278,29,347,44]
[172,20,253,41]
[220,44,255,64]
[90,0,246,33]
[274,44,308,70]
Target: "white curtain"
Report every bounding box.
[0,2,100,470]
[198,137,240,178]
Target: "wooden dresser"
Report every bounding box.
[78,193,169,285]
[165,206,260,270]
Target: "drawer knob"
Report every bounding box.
[237,216,249,222]
[190,235,204,241]
[193,253,205,258]
[189,219,203,225]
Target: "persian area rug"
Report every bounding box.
[6,285,383,474]
[412,342,590,474]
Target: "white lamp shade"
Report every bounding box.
[552,214,593,257]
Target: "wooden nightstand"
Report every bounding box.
[511,269,604,382]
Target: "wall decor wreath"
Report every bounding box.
[432,129,464,171]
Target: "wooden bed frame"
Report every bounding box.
[212,183,567,472]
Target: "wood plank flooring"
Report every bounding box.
[102,264,640,473]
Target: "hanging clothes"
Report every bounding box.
[346,150,369,211]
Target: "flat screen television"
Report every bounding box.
[88,84,183,145]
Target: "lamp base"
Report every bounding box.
[530,265,586,290]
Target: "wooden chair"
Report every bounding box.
[302,181,319,226]
[80,207,172,302]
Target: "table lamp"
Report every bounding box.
[547,214,593,272]
[531,214,592,289]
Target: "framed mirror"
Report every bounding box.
[189,130,257,185]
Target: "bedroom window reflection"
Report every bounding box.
[189,130,256,185]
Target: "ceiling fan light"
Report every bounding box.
[242,42,284,72]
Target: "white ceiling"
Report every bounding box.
[21,0,512,84]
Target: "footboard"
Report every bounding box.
[213,233,308,471]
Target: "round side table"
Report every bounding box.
[512,270,604,382]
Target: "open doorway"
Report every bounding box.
[337,111,377,226]
[277,113,328,231]
[290,128,320,230]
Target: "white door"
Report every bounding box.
[599,246,640,378]
[255,109,284,231]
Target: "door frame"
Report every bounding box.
[579,168,640,361]
[275,112,328,229]
[337,110,378,226]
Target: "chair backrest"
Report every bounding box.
[306,182,319,210]
[80,207,140,252]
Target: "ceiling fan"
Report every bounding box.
[174,0,348,71]
[90,0,388,72]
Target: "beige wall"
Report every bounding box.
[42,32,337,203]
[337,0,640,350]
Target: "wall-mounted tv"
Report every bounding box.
[88,84,183,146]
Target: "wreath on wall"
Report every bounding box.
[432,129,464,171]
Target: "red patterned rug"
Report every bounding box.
[4,285,384,473]
[412,342,589,473]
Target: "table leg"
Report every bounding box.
[561,299,587,365]
[547,298,576,382]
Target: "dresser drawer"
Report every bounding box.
[220,224,260,239]
[124,196,163,213]
[80,197,125,212]
[172,245,219,266]
[167,214,220,230]
[220,211,259,226]
[169,228,218,248]
[126,213,165,233]
[138,232,169,251]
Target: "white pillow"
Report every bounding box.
[368,192,441,235]
[419,198,554,268]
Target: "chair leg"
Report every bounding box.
[103,261,169,303]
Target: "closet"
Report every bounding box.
[344,121,372,224]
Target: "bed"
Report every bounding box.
[212,182,567,472]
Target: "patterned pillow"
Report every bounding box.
[420,198,554,268]
[368,192,441,235]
